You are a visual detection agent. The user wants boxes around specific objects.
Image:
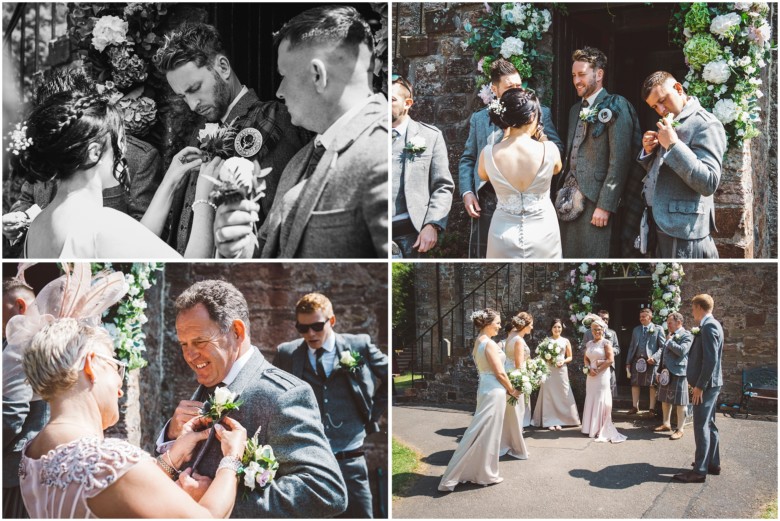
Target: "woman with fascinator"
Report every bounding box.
[581,313,627,443]
[15,91,223,258]
[439,309,521,492]
[6,264,248,517]
[477,88,563,259]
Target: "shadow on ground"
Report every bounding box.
[570,463,683,489]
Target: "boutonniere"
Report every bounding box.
[201,387,242,421]
[673,331,684,341]
[660,113,682,129]
[691,327,701,336]
[339,350,365,372]
[403,136,427,155]
[647,325,656,334]
[198,118,239,161]
[579,103,600,123]
[605,331,613,339]
[238,429,279,491]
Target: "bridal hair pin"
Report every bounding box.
[487,98,506,116]
[470,310,489,321]
[6,122,34,155]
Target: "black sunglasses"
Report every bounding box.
[391,74,413,98]
[295,319,331,333]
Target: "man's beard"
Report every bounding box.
[204,73,233,122]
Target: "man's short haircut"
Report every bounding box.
[295,293,333,316]
[392,76,413,99]
[490,58,519,85]
[641,70,677,100]
[597,309,610,322]
[668,311,685,324]
[34,68,96,107]
[640,307,653,315]
[692,294,714,313]
[273,5,373,53]
[572,46,607,72]
[175,280,250,335]
[153,23,228,73]
[3,278,35,300]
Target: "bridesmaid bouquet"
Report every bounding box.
[535,337,563,364]
[507,369,533,406]
[526,357,551,386]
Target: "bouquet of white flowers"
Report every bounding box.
[535,337,564,364]
[507,369,534,406]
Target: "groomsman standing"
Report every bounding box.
[276,293,388,518]
[655,312,692,440]
[625,308,664,415]
[638,71,727,258]
[674,294,724,483]
[459,58,562,258]
[391,75,454,257]
[560,47,641,258]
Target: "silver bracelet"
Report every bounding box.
[217,456,242,474]
[192,199,217,212]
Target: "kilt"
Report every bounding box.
[629,357,657,387]
[657,373,690,406]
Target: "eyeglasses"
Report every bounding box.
[79,352,127,380]
[295,319,332,334]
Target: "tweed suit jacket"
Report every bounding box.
[564,89,638,213]
[395,119,454,231]
[637,97,727,240]
[581,327,620,368]
[661,327,693,376]
[687,315,724,390]
[626,324,665,365]
[165,347,347,518]
[168,89,311,255]
[458,105,562,197]
[275,333,389,437]
[259,93,388,258]
[11,135,162,220]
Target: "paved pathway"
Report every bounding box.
[392,404,777,518]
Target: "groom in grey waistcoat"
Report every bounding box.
[459,58,562,258]
[673,294,724,483]
[560,47,642,258]
[391,76,453,258]
[275,293,388,518]
[638,71,727,258]
[156,280,346,518]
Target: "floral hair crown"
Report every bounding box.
[6,122,33,156]
[470,310,489,322]
[487,98,506,116]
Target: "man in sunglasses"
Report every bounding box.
[275,293,388,518]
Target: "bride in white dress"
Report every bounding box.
[439,309,521,492]
[478,88,562,258]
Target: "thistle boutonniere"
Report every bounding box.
[660,113,682,129]
[691,327,701,336]
[339,350,364,372]
[403,136,427,155]
[198,118,239,161]
[238,429,279,492]
[579,103,600,123]
[201,387,243,421]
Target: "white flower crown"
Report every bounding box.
[487,98,506,116]
[6,122,33,156]
[470,310,489,322]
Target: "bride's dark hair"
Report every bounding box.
[488,87,542,132]
[17,91,128,189]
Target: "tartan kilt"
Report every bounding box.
[629,357,657,387]
[657,373,690,406]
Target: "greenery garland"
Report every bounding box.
[650,262,686,329]
[565,263,599,340]
[670,2,773,148]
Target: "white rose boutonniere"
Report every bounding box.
[648,325,656,334]
[691,327,701,336]
[403,136,427,155]
[339,350,364,372]
[202,387,242,421]
[579,103,599,123]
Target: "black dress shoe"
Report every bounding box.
[690,462,721,475]
[673,470,706,483]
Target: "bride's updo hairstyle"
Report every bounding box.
[488,87,542,131]
[22,318,114,401]
[18,91,128,188]
[512,312,533,331]
[471,308,499,329]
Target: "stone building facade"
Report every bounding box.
[404,262,777,410]
[393,2,777,258]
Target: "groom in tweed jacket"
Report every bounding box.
[275,293,388,518]
[156,281,346,517]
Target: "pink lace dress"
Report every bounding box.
[19,436,152,518]
[581,339,627,443]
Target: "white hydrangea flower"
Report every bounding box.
[703,60,731,84]
[713,98,739,124]
[91,15,128,52]
[581,296,591,305]
[710,12,742,38]
[500,36,524,59]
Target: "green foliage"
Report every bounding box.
[392,437,421,498]
[392,263,414,331]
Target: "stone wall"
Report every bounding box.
[408,262,777,409]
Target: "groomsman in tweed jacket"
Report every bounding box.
[625,308,665,415]
[276,293,388,518]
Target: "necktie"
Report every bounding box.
[392,128,401,142]
[582,99,589,108]
[304,142,326,180]
[315,347,328,380]
[643,326,648,334]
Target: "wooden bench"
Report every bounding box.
[739,366,777,416]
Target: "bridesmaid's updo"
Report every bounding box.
[512,312,533,331]
[471,308,499,329]
[16,91,127,188]
[488,87,542,131]
[550,318,566,332]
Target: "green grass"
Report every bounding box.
[393,372,423,393]
[759,498,777,518]
[392,436,422,498]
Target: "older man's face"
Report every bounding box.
[176,303,239,387]
[166,61,232,122]
[639,311,653,326]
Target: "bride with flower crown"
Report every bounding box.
[478,88,562,259]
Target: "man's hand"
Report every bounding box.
[413,224,438,253]
[692,386,704,405]
[656,117,679,149]
[177,468,212,501]
[647,357,656,365]
[642,131,659,155]
[214,199,259,258]
[591,207,610,227]
[463,193,481,218]
[167,399,205,440]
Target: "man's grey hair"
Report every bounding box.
[175,280,250,335]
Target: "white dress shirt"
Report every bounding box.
[221,85,249,123]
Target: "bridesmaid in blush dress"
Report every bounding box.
[500,312,532,459]
[439,309,521,492]
[581,314,627,443]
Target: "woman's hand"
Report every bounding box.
[177,467,212,502]
[588,367,597,377]
[215,416,247,459]
[194,156,224,201]
[556,361,564,368]
[169,415,212,468]
[164,147,203,191]
[508,388,520,400]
